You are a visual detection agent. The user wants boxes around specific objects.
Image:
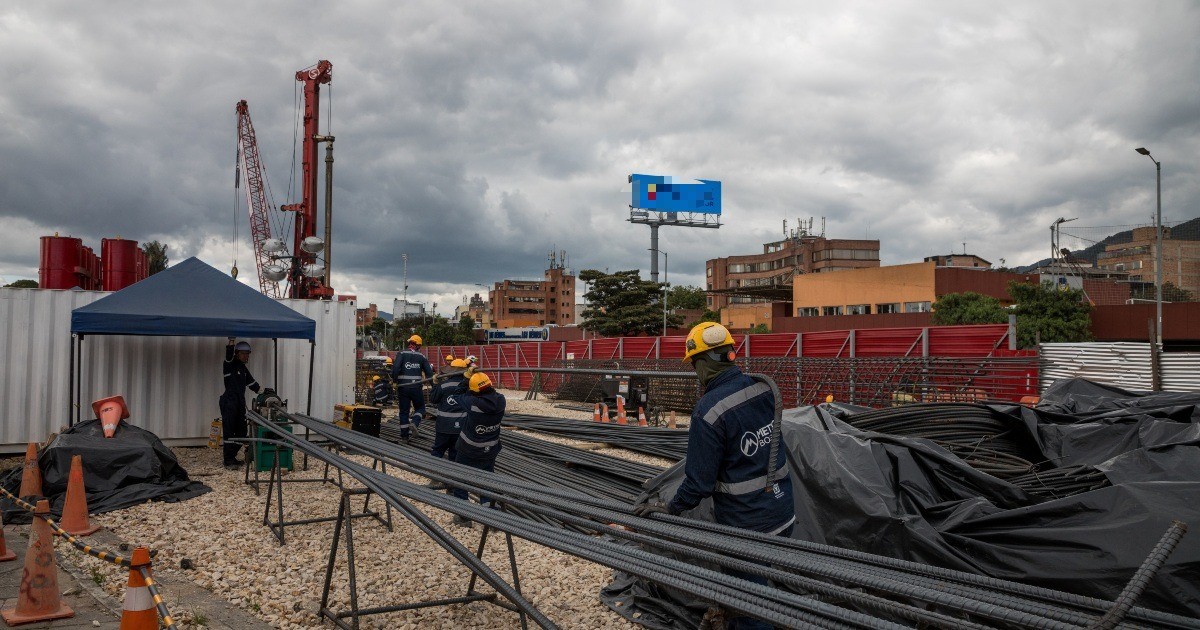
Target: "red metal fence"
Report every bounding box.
[402,324,1038,409]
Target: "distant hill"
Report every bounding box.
[1016,216,1200,272]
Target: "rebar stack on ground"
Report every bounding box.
[1007,465,1112,499]
[502,413,689,460]
[262,411,1200,630]
[842,403,1046,480]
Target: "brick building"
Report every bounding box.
[454,293,490,328]
[354,302,377,327]
[1096,226,1200,296]
[923,253,991,268]
[706,235,880,311]
[488,254,576,328]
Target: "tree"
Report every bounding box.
[748,323,770,334]
[1010,281,1092,347]
[456,315,477,345]
[666,285,707,310]
[579,269,683,336]
[3,279,37,288]
[931,292,1009,326]
[141,241,168,275]
[697,309,722,324]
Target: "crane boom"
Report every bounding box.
[235,100,282,298]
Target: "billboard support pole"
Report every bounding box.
[649,223,660,283]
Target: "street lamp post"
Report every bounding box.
[662,283,670,336]
[1135,147,1163,345]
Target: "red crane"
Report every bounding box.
[281,60,334,300]
[234,100,283,298]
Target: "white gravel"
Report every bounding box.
[28,391,677,628]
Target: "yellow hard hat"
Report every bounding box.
[384,357,393,364]
[469,372,493,392]
[445,354,455,362]
[407,334,423,346]
[450,358,469,368]
[372,375,380,382]
[682,322,735,363]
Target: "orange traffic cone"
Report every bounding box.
[616,396,627,425]
[92,395,130,438]
[119,547,158,629]
[667,411,677,429]
[593,403,601,423]
[600,403,609,423]
[60,455,100,537]
[18,442,42,500]
[0,512,16,562]
[637,406,648,427]
[1,500,74,625]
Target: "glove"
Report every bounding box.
[633,501,672,518]
[433,373,444,385]
[227,337,236,345]
[464,366,478,378]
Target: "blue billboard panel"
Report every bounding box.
[630,174,721,214]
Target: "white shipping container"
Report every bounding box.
[0,288,355,452]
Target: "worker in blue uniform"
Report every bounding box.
[449,372,505,527]
[390,334,433,440]
[635,322,794,630]
[371,375,394,407]
[427,359,470,489]
[220,338,261,469]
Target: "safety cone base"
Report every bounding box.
[1,602,75,626]
[65,523,101,537]
[0,549,14,562]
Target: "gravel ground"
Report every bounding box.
[39,392,654,629]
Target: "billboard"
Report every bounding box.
[630,174,721,214]
[486,326,551,342]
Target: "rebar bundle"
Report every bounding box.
[502,413,689,460]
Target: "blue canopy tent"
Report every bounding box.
[69,257,317,424]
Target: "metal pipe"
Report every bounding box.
[317,135,335,291]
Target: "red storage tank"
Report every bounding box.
[101,238,140,291]
[83,246,99,290]
[39,236,83,289]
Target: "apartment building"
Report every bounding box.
[1096,226,1200,295]
[706,236,880,310]
[488,254,576,328]
[454,293,490,328]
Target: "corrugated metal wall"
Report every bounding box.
[0,288,355,451]
[1039,342,1200,393]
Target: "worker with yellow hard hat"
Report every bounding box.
[389,334,433,440]
[427,358,471,488]
[449,371,505,527]
[371,374,394,408]
[637,322,794,628]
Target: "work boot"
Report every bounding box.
[451,514,473,528]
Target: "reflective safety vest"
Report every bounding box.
[430,375,468,434]
[458,389,505,452]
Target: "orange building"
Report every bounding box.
[488,254,576,328]
[791,262,1039,316]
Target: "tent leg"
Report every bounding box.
[77,335,85,425]
[68,334,75,427]
[273,338,279,391]
[306,339,316,416]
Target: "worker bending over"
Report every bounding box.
[636,322,794,630]
[371,375,394,407]
[220,338,260,469]
[390,334,433,440]
[428,359,470,483]
[450,372,505,527]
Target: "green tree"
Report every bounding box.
[366,317,388,336]
[1010,281,1092,347]
[455,315,477,345]
[141,241,168,275]
[666,285,707,310]
[697,309,722,323]
[931,292,1009,326]
[579,269,683,336]
[748,323,770,334]
[3,279,37,288]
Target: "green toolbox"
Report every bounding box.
[254,422,294,472]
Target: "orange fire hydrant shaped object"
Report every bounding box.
[91,395,130,438]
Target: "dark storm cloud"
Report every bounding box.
[2,2,1198,309]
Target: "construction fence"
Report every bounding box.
[398,324,1041,412]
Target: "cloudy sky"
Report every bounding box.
[3,2,1198,314]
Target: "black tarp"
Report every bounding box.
[1,419,210,522]
[606,379,1200,627]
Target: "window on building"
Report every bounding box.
[822,306,844,316]
[707,296,713,306]
[707,266,712,277]
[876,303,901,314]
[904,301,931,313]
[847,304,870,315]
[797,307,819,317]
[727,263,747,273]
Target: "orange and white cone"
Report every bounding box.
[600,403,609,423]
[1,500,74,625]
[60,455,101,536]
[120,547,158,630]
[615,396,627,425]
[92,395,130,438]
[17,442,42,500]
[593,403,601,423]
[0,511,16,562]
[637,406,648,427]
